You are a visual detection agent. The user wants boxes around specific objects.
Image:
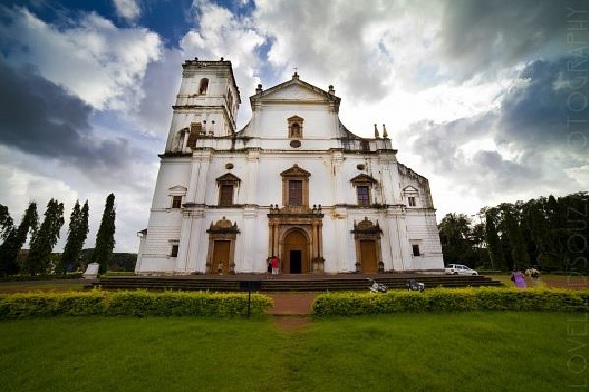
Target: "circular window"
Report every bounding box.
[290,140,301,148]
[225,163,234,169]
[357,164,366,170]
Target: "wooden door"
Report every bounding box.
[360,240,378,273]
[212,240,231,274]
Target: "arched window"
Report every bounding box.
[199,78,209,95]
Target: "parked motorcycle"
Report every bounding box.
[367,278,388,293]
[406,278,425,292]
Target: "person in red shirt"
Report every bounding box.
[270,255,279,276]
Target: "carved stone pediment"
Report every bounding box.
[259,83,327,101]
[168,185,187,197]
[281,164,310,178]
[288,115,304,122]
[206,217,240,234]
[350,174,377,185]
[351,217,382,237]
[216,173,241,185]
[250,78,340,111]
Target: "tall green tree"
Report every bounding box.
[26,199,64,275]
[484,207,505,271]
[524,198,557,269]
[59,200,89,273]
[439,192,588,274]
[438,213,480,266]
[0,204,13,240]
[500,203,530,270]
[91,194,116,274]
[562,193,589,273]
[0,202,38,276]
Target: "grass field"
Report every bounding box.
[488,274,588,289]
[0,312,585,392]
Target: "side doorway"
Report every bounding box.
[359,240,378,273]
[212,240,231,274]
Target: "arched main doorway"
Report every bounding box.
[282,230,310,274]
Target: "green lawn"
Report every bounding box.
[0,312,584,392]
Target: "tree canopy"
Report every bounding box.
[59,200,89,273]
[26,199,64,275]
[0,202,38,276]
[439,192,589,273]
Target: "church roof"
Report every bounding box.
[249,72,340,111]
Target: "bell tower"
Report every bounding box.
[165,58,241,153]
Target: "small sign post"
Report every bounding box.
[239,279,262,318]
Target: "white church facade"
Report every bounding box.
[135,59,444,275]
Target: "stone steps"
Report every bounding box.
[92,274,503,292]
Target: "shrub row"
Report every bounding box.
[0,273,84,282]
[0,290,273,319]
[312,287,589,316]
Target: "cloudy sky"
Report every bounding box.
[0,0,587,253]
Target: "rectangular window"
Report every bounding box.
[171,244,179,258]
[412,244,420,256]
[172,196,182,209]
[289,180,303,206]
[357,186,370,206]
[408,196,416,207]
[219,185,234,206]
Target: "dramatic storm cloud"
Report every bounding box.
[0,0,586,251]
[439,0,585,79]
[0,60,129,170]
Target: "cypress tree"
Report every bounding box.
[91,194,116,274]
[60,200,89,273]
[0,204,12,240]
[78,201,89,270]
[26,199,64,275]
[0,202,38,276]
[0,205,14,276]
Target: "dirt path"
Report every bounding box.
[266,293,316,315]
[266,293,317,331]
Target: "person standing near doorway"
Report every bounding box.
[271,255,279,276]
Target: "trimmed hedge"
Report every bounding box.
[0,290,273,319]
[312,287,589,316]
[0,273,84,282]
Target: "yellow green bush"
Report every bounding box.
[312,287,589,316]
[0,290,273,319]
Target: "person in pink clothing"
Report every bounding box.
[511,268,526,288]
